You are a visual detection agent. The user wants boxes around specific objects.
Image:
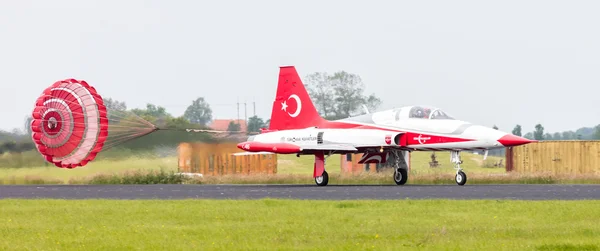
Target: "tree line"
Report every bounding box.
[510,124,600,140]
[483,124,600,157]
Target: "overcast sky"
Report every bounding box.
[1,0,598,134]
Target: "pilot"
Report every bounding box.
[423,108,430,118]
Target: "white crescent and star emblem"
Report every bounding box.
[281,94,302,118]
[413,134,431,144]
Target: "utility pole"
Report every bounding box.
[236,97,240,122]
[253,101,256,117]
[244,101,247,125]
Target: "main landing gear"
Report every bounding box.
[315,171,329,186]
[391,150,408,185]
[452,151,467,186]
[313,152,329,186]
[393,168,408,185]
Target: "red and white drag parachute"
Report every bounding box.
[31,79,108,168]
[30,79,156,168]
[30,78,248,168]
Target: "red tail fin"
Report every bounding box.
[268,66,327,130]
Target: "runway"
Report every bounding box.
[1,184,600,200]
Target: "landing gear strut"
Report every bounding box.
[452,151,467,185]
[391,150,408,185]
[313,152,329,186]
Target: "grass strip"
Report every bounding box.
[0,199,599,250]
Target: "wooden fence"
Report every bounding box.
[506,140,600,175]
[177,142,277,175]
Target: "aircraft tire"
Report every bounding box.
[315,171,329,186]
[394,168,408,185]
[455,171,467,186]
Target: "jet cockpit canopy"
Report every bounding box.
[408,105,454,119]
[389,105,455,120]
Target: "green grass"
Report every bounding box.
[0,156,177,184]
[0,199,599,250]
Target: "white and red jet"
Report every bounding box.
[237,66,535,186]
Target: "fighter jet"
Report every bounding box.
[237,66,535,186]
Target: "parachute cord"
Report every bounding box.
[155,128,243,133]
[155,127,258,135]
[100,127,159,152]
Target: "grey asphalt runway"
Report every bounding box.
[1,184,600,200]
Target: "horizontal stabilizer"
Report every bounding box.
[232,151,276,156]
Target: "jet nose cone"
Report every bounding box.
[498,134,537,147]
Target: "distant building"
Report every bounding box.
[208,119,247,132]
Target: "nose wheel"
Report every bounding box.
[451,151,467,186]
[455,170,467,185]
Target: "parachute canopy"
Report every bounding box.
[31,79,156,168]
[30,78,253,168]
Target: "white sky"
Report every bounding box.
[1,0,598,134]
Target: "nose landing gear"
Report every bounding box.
[390,150,409,185]
[452,151,467,186]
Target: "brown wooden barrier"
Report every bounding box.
[177,142,277,175]
[506,140,600,175]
